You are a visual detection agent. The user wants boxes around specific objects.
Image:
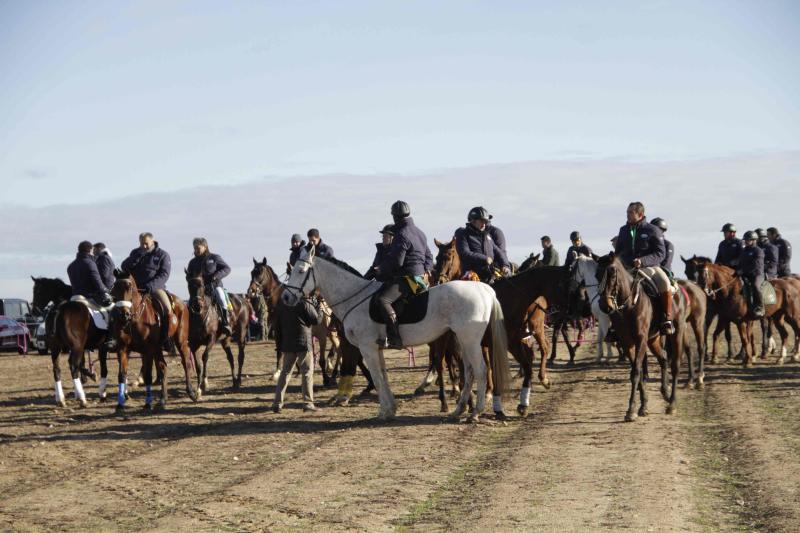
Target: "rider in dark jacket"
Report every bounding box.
[767,227,792,277]
[287,234,306,275]
[373,201,433,349]
[93,242,116,291]
[365,225,394,280]
[756,228,779,279]
[455,207,510,282]
[650,218,674,273]
[186,237,233,334]
[121,233,173,339]
[68,241,111,304]
[541,236,560,266]
[739,231,765,316]
[564,231,593,269]
[306,229,334,259]
[715,223,743,268]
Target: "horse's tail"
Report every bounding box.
[489,296,511,401]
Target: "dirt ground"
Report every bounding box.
[1,328,799,532]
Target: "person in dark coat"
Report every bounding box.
[454,206,510,282]
[615,202,673,334]
[68,241,111,305]
[373,201,434,349]
[93,242,116,291]
[121,232,173,339]
[767,227,792,277]
[650,218,674,274]
[365,224,394,280]
[484,210,507,256]
[272,296,321,412]
[540,236,560,266]
[715,223,743,268]
[739,231,765,317]
[186,237,233,334]
[755,228,779,279]
[287,234,306,275]
[306,229,334,259]
[564,231,593,269]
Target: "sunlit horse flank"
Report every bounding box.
[282,245,511,422]
[185,270,251,393]
[110,272,198,412]
[31,276,111,407]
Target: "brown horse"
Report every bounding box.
[597,253,690,421]
[185,272,251,392]
[110,273,198,411]
[676,279,708,388]
[32,277,110,407]
[694,262,800,366]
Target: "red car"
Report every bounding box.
[0,315,30,355]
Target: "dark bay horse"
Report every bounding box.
[694,262,800,367]
[676,279,708,388]
[32,277,112,407]
[110,273,198,411]
[597,253,690,421]
[186,272,250,392]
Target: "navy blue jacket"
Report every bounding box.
[67,252,106,298]
[662,238,675,272]
[739,245,764,280]
[715,238,743,268]
[365,243,390,279]
[487,224,507,254]
[615,220,666,269]
[455,223,510,274]
[274,298,321,353]
[758,239,779,279]
[773,236,792,277]
[377,217,433,280]
[313,241,335,259]
[564,244,594,268]
[95,251,116,291]
[121,243,171,292]
[187,252,231,288]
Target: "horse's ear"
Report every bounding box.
[31,275,36,282]
[591,253,600,262]
[262,257,267,265]
[309,245,316,258]
[434,238,442,248]
[184,267,188,274]
[113,268,122,278]
[680,255,687,264]
[533,253,540,260]
[253,257,258,265]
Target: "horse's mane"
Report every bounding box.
[318,256,365,278]
[692,255,713,263]
[36,276,70,287]
[493,265,567,288]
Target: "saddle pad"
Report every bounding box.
[70,295,110,330]
[762,281,777,306]
[369,290,431,325]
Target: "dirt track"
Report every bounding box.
[1,333,799,532]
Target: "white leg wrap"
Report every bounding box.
[55,381,65,403]
[98,377,108,398]
[73,378,86,401]
[519,387,531,407]
[492,395,503,412]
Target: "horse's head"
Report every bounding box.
[432,238,459,285]
[282,246,317,306]
[694,261,716,297]
[570,255,598,289]
[110,271,138,325]
[681,255,712,284]
[248,257,269,297]
[596,252,625,314]
[30,276,69,314]
[185,268,206,314]
[519,253,542,272]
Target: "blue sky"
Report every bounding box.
[1,1,798,207]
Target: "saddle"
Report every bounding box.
[69,295,112,329]
[742,279,777,310]
[369,279,431,325]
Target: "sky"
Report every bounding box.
[0,1,798,298]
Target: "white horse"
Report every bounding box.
[281,246,511,422]
[571,256,616,362]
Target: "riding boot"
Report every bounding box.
[752,283,765,317]
[660,291,675,335]
[218,302,232,335]
[376,310,403,349]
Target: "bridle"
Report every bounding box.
[283,259,316,302]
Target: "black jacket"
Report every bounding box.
[758,239,779,279]
[662,238,675,272]
[739,245,764,280]
[95,251,116,291]
[615,219,665,269]
[365,243,391,279]
[187,252,231,288]
[564,244,593,268]
[715,238,743,268]
[773,236,792,277]
[67,252,106,298]
[487,224,507,254]
[274,299,321,353]
[455,223,509,275]
[121,243,171,292]
[377,217,433,280]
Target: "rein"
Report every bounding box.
[702,272,738,297]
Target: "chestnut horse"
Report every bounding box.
[110,273,198,411]
[693,262,800,367]
[597,253,690,421]
[185,272,251,392]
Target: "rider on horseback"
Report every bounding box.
[187,237,233,335]
[650,218,674,274]
[287,233,306,275]
[739,231,766,317]
[93,242,116,292]
[120,232,173,340]
[67,241,113,306]
[365,224,394,280]
[716,223,743,268]
[373,201,433,349]
[615,202,674,335]
[306,228,334,259]
[455,206,510,283]
[756,228,779,280]
[564,231,593,269]
[540,235,560,266]
[767,227,792,277]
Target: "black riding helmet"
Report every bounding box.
[569,231,581,241]
[721,222,736,233]
[743,230,758,241]
[379,224,395,236]
[468,206,491,222]
[650,217,668,232]
[391,200,410,218]
[755,227,767,239]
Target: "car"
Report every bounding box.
[0,315,31,355]
[34,321,48,355]
[0,298,42,339]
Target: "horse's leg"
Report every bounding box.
[190,343,203,395]
[357,358,375,396]
[98,346,109,401]
[221,338,237,389]
[738,322,752,368]
[548,320,560,365]
[760,318,770,358]
[595,312,609,362]
[414,342,439,395]
[482,345,493,407]
[155,351,168,411]
[116,347,130,412]
[201,343,212,392]
[666,331,681,414]
[51,348,66,407]
[436,344,448,413]
[774,315,789,365]
[177,337,198,402]
[360,346,395,421]
[236,336,245,388]
[469,344,489,423]
[450,353,474,421]
[562,324,576,366]
[535,324,551,389]
[69,344,88,408]
[273,350,282,381]
[649,337,669,402]
[711,319,725,364]
[142,351,154,411]
[625,342,644,422]
[517,343,534,418]
[692,315,705,389]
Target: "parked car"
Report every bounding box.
[34,321,48,355]
[0,298,42,338]
[0,315,31,355]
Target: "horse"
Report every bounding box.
[31,277,111,406]
[185,271,251,392]
[248,258,343,386]
[110,272,198,411]
[693,262,800,366]
[282,246,511,422]
[596,253,690,421]
[569,257,616,363]
[518,253,541,272]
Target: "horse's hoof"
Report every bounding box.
[684,381,694,390]
[57,399,66,408]
[541,379,552,390]
[115,404,125,414]
[516,404,529,418]
[495,410,509,421]
[744,360,753,369]
[153,402,166,413]
[666,404,676,415]
[188,389,199,403]
[467,413,479,424]
[142,403,152,412]
[99,395,108,403]
[624,411,637,422]
[638,406,649,417]
[358,388,372,398]
[776,358,785,366]
[79,400,88,409]
[413,386,426,396]
[440,404,449,413]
